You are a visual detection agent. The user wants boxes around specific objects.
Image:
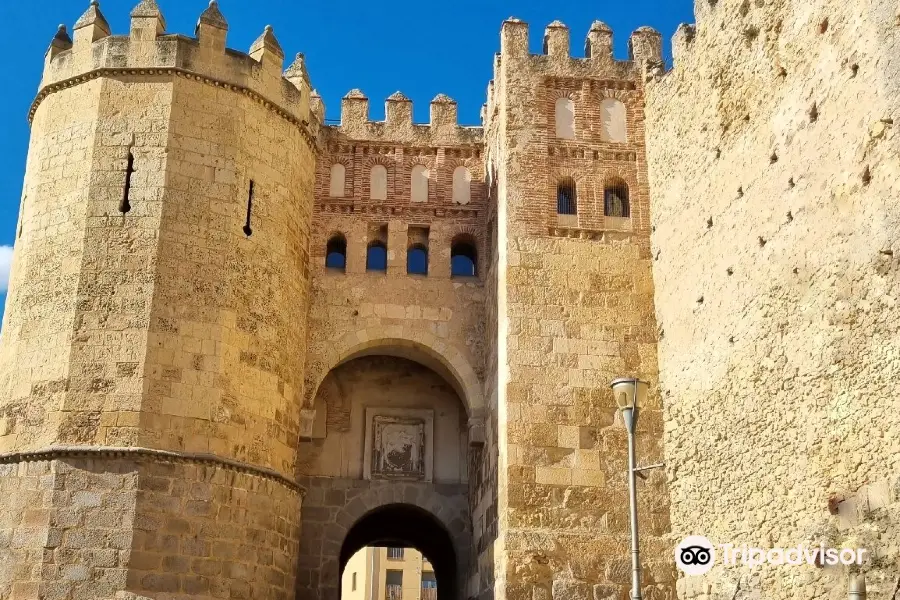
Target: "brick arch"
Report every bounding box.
[328,156,353,168]
[597,88,632,102]
[551,89,580,101]
[362,155,394,168]
[552,167,589,185]
[601,164,639,190]
[296,479,470,600]
[305,328,484,417]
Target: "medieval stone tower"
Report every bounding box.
[1,0,899,599]
[0,1,316,598]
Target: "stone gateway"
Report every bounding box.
[0,1,897,599]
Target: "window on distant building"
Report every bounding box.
[421,571,437,600]
[386,570,403,600]
[387,547,404,560]
[352,572,357,592]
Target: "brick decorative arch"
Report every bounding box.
[296,478,471,600]
[305,328,484,417]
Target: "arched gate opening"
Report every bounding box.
[340,504,458,600]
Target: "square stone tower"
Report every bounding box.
[480,18,673,600]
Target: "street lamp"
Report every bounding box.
[611,377,663,600]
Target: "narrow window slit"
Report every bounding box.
[243,180,254,236]
[120,151,134,214]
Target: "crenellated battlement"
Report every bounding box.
[331,89,482,146]
[495,18,664,80]
[34,0,316,142]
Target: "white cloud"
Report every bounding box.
[0,246,13,293]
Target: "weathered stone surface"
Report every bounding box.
[4,1,897,599]
[646,0,900,597]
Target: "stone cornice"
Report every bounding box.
[548,225,638,241]
[29,67,318,152]
[0,445,306,496]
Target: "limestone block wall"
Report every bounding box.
[646,0,900,596]
[487,20,672,600]
[0,454,301,600]
[0,77,108,452]
[3,3,317,474]
[0,3,316,599]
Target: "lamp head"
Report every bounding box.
[610,377,649,410]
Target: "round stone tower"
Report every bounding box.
[0,2,317,598]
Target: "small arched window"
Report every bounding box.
[600,99,627,143]
[452,167,472,205]
[370,165,387,200]
[555,98,575,140]
[325,234,347,271]
[451,235,478,277]
[366,241,387,272]
[557,177,577,215]
[407,244,428,275]
[604,179,630,218]
[329,163,346,198]
[411,165,429,202]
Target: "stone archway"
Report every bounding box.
[304,328,485,418]
[340,504,458,600]
[296,479,470,600]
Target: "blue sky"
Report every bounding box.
[0,0,694,316]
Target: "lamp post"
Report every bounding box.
[611,377,663,600]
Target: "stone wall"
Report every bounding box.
[0,4,315,598]
[646,0,900,596]
[2,2,316,475]
[0,453,301,600]
[486,19,673,600]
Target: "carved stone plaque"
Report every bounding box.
[363,408,434,482]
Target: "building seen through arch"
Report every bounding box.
[342,546,437,600]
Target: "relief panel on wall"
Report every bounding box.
[363,408,434,482]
